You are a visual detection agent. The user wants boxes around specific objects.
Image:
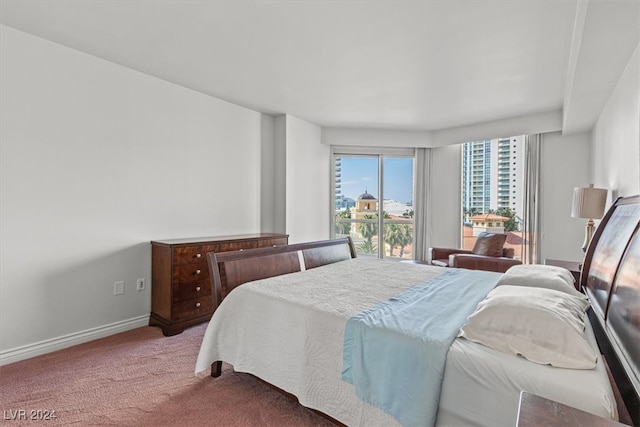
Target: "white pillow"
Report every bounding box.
[496,264,582,297]
[458,285,597,369]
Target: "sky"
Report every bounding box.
[338,156,414,204]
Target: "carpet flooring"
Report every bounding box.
[2,323,633,426]
[0,323,335,426]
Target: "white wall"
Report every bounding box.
[591,43,640,199]
[260,114,279,232]
[539,132,591,262]
[322,110,562,149]
[285,115,331,243]
[430,110,563,147]
[322,128,432,148]
[428,144,462,248]
[273,115,288,234]
[0,26,264,358]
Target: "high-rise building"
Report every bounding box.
[335,157,343,209]
[462,136,524,225]
[462,139,491,216]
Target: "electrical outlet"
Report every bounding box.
[114,281,125,295]
[136,278,145,291]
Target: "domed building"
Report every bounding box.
[349,190,379,238]
[355,190,377,214]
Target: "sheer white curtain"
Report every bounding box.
[413,148,432,261]
[521,134,542,264]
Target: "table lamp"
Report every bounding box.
[571,184,607,252]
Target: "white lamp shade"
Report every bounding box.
[571,185,607,219]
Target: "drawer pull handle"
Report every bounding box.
[195,253,202,258]
[273,244,277,247]
[195,286,201,292]
[195,302,201,308]
[195,269,201,275]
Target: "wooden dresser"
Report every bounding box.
[150,233,288,336]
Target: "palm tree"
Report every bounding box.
[335,209,352,236]
[359,214,378,255]
[396,224,413,258]
[357,239,377,255]
[495,207,520,231]
[463,206,480,224]
[384,223,401,256]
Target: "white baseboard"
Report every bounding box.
[0,314,150,366]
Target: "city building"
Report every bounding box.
[468,213,510,236]
[462,136,524,225]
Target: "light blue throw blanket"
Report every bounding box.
[342,268,501,427]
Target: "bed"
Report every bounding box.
[195,195,640,426]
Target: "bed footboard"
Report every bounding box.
[206,237,355,378]
[207,237,355,308]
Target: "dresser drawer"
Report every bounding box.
[173,263,208,283]
[219,240,258,252]
[173,244,220,265]
[258,237,288,248]
[172,297,214,321]
[173,279,211,303]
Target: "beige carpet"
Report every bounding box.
[0,323,335,426]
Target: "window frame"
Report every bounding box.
[330,146,416,259]
[460,136,526,258]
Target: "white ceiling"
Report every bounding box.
[1,0,638,134]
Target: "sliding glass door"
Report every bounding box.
[332,149,415,259]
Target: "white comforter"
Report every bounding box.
[195,258,617,427]
[196,258,444,426]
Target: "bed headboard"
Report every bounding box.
[581,194,640,424]
[207,237,356,308]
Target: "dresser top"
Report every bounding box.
[151,233,288,246]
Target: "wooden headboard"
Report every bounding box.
[581,194,640,425]
[207,237,356,308]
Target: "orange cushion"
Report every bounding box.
[472,232,507,257]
